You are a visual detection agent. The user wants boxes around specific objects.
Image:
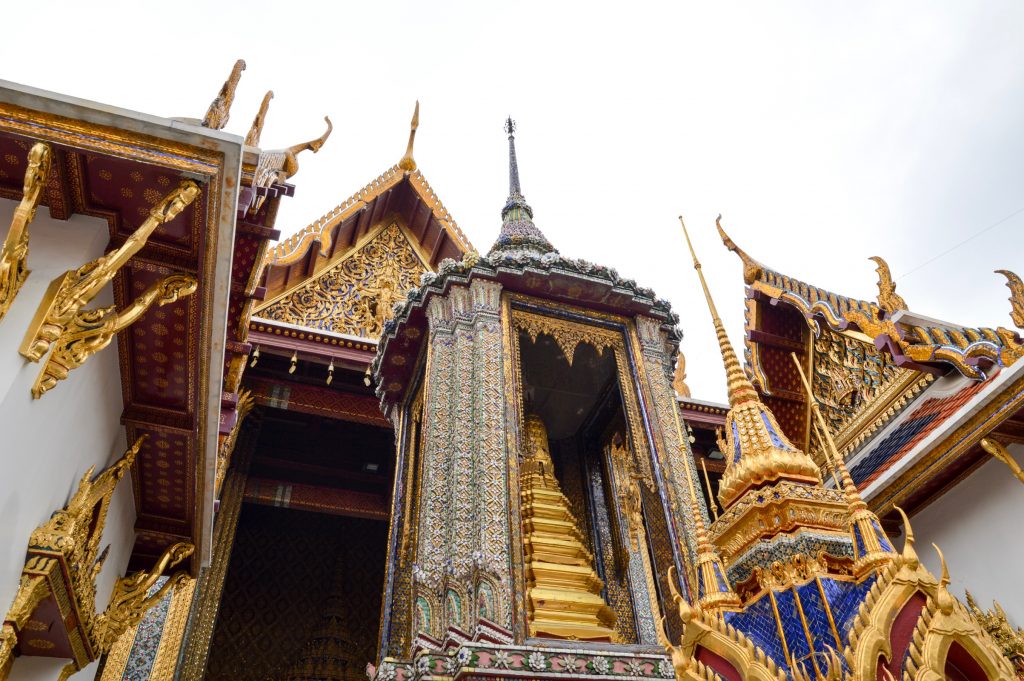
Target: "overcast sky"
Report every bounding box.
[5,2,1023,402]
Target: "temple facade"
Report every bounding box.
[0,62,1022,681]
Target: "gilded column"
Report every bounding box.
[468,279,510,629]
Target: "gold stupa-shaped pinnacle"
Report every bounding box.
[520,414,618,642]
[678,216,821,510]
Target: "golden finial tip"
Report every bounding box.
[399,102,419,171]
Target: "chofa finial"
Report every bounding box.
[996,269,1024,329]
[203,59,246,130]
[869,256,908,314]
[399,100,420,172]
[244,90,274,148]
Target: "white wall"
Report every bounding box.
[912,442,1024,627]
[0,198,135,681]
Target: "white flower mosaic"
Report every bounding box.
[528,651,547,672]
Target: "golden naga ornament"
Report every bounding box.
[870,256,908,315]
[244,90,274,147]
[255,116,333,187]
[202,58,246,130]
[32,273,197,398]
[20,179,200,363]
[997,269,1024,329]
[0,142,52,323]
[519,414,618,642]
[0,437,195,681]
[980,437,1024,485]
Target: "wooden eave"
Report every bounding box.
[0,80,246,573]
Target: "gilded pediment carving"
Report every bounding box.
[257,222,428,338]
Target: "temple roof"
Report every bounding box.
[717,219,1023,380]
[262,165,472,303]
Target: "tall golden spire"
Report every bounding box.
[679,215,760,408]
[678,216,821,509]
[398,101,420,172]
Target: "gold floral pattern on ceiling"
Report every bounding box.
[257,222,427,338]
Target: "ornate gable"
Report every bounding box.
[255,221,428,339]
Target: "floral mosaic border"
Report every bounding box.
[374,643,674,681]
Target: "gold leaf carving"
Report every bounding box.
[258,222,427,338]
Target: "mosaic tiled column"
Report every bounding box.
[633,316,709,588]
[412,282,513,639]
[412,294,457,638]
[468,280,510,629]
[99,576,195,681]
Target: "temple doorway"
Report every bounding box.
[517,330,648,644]
[203,408,393,681]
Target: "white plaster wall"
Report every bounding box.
[911,442,1024,627]
[0,198,135,681]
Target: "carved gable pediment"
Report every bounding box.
[255,221,428,339]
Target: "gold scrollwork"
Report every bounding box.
[257,222,426,337]
[32,273,197,398]
[20,180,201,363]
[512,309,620,366]
[0,142,52,323]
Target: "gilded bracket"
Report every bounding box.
[1,437,141,678]
[0,435,194,681]
[19,179,200,363]
[0,142,52,323]
[31,272,197,398]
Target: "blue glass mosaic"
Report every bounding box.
[873,521,895,552]
[732,421,742,463]
[795,581,848,675]
[760,410,791,450]
[725,593,788,673]
[774,589,812,665]
[818,575,877,643]
[853,523,867,558]
[849,414,938,484]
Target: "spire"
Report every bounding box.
[398,100,419,172]
[679,215,760,408]
[678,215,821,510]
[488,118,555,258]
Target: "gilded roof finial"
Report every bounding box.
[488,118,554,257]
[996,269,1024,329]
[894,506,919,568]
[244,90,274,147]
[869,256,908,314]
[716,215,764,285]
[203,59,246,130]
[398,100,420,172]
[678,215,820,509]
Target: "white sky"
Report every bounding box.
[5,1,1023,402]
